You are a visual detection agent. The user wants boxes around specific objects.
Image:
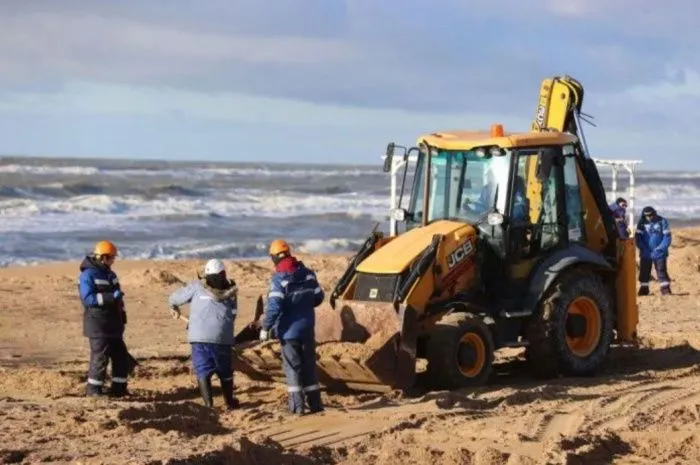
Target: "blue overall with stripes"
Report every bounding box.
[262,257,325,414]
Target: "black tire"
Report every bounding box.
[525,267,614,378]
[426,312,495,390]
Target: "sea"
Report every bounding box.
[1,156,699,268]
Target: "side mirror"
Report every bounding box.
[487,212,504,226]
[383,142,395,173]
[390,208,407,222]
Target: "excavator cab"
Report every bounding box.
[235,75,639,394]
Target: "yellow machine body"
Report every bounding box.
[235,75,639,393]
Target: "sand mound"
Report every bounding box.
[0,367,83,399]
[544,430,632,465]
[118,402,228,436]
[136,269,187,286]
[159,438,323,465]
[316,326,396,360]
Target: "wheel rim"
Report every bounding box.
[457,332,486,377]
[565,296,602,357]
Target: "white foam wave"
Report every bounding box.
[0,163,383,179]
[0,189,389,233]
[0,164,100,176]
[0,236,363,267]
[605,185,700,219]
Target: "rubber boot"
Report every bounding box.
[305,390,324,414]
[86,383,105,397]
[288,391,305,415]
[661,286,672,295]
[220,379,240,410]
[197,377,214,407]
[638,286,649,296]
[108,382,129,398]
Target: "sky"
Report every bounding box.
[0,0,698,170]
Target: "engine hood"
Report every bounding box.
[356,220,473,274]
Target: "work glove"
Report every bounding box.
[259,329,269,341]
[651,248,664,261]
[113,289,124,300]
[170,306,180,319]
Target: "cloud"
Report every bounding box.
[0,1,698,169]
[2,1,692,113]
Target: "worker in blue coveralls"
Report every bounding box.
[79,240,132,397]
[635,206,673,296]
[259,239,325,415]
[169,259,240,409]
[609,197,630,239]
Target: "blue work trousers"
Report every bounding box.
[281,337,323,414]
[191,343,233,382]
[639,258,671,290]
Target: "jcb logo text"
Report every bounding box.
[447,240,474,270]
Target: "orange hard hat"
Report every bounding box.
[269,239,290,257]
[94,240,118,257]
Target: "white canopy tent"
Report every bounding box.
[592,158,643,228]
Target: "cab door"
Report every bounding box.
[506,146,569,278]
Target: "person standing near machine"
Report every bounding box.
[610,197,630,239]
[635,206,673,295]
[259,239,325,415]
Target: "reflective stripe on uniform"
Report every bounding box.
[287,386,301,393]
[96,293,104,306]
[269,291,284,299]
[303,384,320,392]
[639,282,649,286]
[112,377,128,383]
[94,279,110,285]
[314,287,322,294]
[659,281,670,287]
[305,274,315,281]
[221,377,233,382]
[663,230,670,234]
[87,378,103,386]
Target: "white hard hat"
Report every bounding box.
[204,259,226,276]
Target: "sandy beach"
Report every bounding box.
[1,230,699,465]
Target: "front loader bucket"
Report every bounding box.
[234,301,419,393]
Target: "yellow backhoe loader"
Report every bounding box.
[235,75,639,393]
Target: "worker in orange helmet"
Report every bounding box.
[78,240,133,397]
[260,239,325,414]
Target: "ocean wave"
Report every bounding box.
[0,236,364,268]
[0,164,100,176]
[0,163,385,180]
[0,190,389,233]
[144,185,204,198]
[616,183,700,201]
